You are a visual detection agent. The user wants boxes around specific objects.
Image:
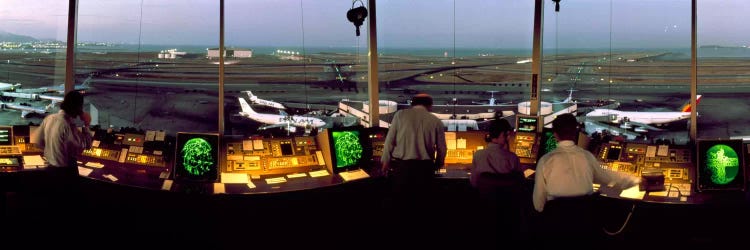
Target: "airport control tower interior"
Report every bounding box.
[1,0,749,248]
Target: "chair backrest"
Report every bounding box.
[541,195,599,241]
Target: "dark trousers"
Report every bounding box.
[384,159,438,244]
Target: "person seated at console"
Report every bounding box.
[532,113,639,245]
[470,118,527,245]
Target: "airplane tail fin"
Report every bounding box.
[238,97,256,115]
[562,88,575,103]
[242,91,257,101]
[680,94,702,112]
[81,75,93,87]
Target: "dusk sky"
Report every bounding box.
[0,0,749,49]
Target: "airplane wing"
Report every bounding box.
[258,123,297,133]
[629,121,665,132]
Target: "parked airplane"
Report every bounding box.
[243,91,285,109]
[585,95,702,132]
[0,82,21,91]
[45,76,93,94]
[238,97,325,134]
[0,102,48,118]
[17,76,92,94]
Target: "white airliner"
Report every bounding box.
[585,95,702,131]
[243,91,285,109]
[0,82,21,91]
[45,76,93,94]
[238,97,325,133]
[1,102,48,118]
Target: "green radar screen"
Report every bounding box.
[332,130,363,168]
[705,144,740,185]
[697,139,745,191]
[174,133,219,182]
[540,131,558,158]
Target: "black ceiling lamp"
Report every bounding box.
[347,0,368,36]
[552,0,561,12]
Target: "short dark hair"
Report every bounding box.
[411,93,433,107]
[60,91,84,117]
[488,118,512,139]
[552,113,579,141]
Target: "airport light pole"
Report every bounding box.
[367,0,379,128]
[530,0,544,128]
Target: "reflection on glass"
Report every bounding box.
[377,1,533,132]
[697,1,750,140]
[224,0,368,138]
[544,0,690,145]
[0,1,68,125]
[76,0,219,134]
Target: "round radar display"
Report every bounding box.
[333,131,363,168]
[181,138,215,176]
[705,144,740,185]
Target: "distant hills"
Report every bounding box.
[700,45,748,49]
[0,31,41,43]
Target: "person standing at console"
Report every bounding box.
[380,93,447,237]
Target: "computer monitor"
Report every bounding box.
[696,139,746,192]
[319,126,370,174]
[515,115,539,133]
[0,126,13,145]
[173,132,219,182]
[537,128,558,160]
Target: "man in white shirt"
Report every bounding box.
[34,90,93,169]
[380,93,446,240]
[28,90,93,236]
[532,113,638,244]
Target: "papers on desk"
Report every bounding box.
[309,169,330,178]
[23,155,46,169]
[102,174,119,182]
[523,169,535,178]
[77,166,93,177]
[286,173,307,179]
[213,183,226,194]
[221,173,250,183]
[84,161,104,169]
[619,185,646,200]
[265,177,287,184]
[339,169,369,182]
[162,180,173,191]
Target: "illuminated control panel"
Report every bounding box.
[444,131,486,169]
[367,128,388,160]
[225,136,324,176]
[0,145,21,156]
[125,152,166,167]
[596,142,693,185]
[598,143,623,162]
[512,132,538,165]
[82,148,121,162]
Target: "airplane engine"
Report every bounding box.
[287,126,297,133]
[608,114,618,122]
[619,117,632,129]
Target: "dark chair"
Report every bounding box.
[539,194,601,246]
[475,172,528,244]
